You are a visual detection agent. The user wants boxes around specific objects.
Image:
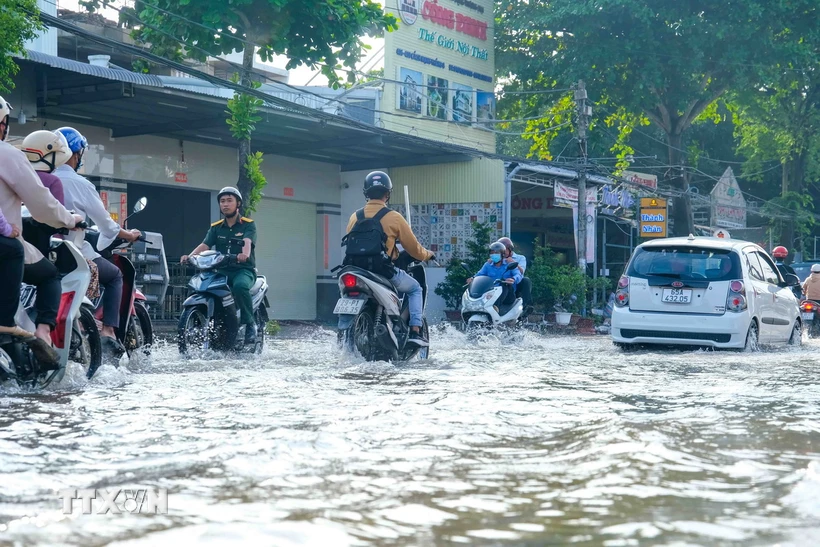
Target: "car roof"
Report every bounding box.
[638,236,762,253]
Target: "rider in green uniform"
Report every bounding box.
[181,187,258,344]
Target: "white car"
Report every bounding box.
[611,236,803,350]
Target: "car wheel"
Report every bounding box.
[744,320,760,352]
[788,320,802,346]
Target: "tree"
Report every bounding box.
[0,0,44,93]
[496,0,780,236]
[728,0,820,250]
[82,0,396,204]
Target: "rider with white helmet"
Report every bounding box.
[53,126,141,357]
[180,186,259,345]
[0,96,84,365]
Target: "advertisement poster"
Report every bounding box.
[476,91,496,127]
[452,83,474,123]
[398,67,423,113]
[426,76,449,120]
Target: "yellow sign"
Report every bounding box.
[640,197,667,208]
[639,207,667,238]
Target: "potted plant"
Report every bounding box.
[549,265,587,325]
[435,222,494,320]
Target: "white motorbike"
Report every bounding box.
[1,227,102,388]
[460,262,524,333]
[334,261,430,362]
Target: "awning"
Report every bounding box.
[16,50,480,171]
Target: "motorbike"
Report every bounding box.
[800,299,820,337]
[177,249,269,355]
[460,262,524,334]
[0,225,103,388]
[334,260,430,362]
[85,197,154,358]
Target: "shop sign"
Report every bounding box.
[554,181,598,208]
[601,185,635,209]
[640,208,667,238]
[623,170,658,190]
[420,0,488,40]
[174,172,187,184]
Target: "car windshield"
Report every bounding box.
[627,246,741,281]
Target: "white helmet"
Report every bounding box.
[217,186,242,203]
[22,130,72,172]
[811,264,820,273]
[0,96,11,142]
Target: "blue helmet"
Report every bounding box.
[56,127,88,154]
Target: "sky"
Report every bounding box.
[55,0,386,86]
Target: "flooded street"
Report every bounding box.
[1,328,819,546]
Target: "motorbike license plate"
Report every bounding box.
[802,312,814,321]
[334,298,365,315]
[662,288,692,304]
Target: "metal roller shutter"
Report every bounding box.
[253,199,317,320]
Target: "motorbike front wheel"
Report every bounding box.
[178,306,210,356]
[133,301,153,355]
[75,304,103,379]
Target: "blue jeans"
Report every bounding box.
[390,269,423,327]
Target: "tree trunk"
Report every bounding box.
[666,132,694,237]
[236,46,255,203]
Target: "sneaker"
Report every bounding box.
[407,330,429,347]
[244,326,257,345]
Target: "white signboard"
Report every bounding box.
[622,170,658,190]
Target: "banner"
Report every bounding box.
[572,203,596,263]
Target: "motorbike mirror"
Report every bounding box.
[460,263,471,274]
[133,197,147,213]
[506,261,519,271]
[782,273,800,287]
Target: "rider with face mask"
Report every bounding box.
[468,242,522,307]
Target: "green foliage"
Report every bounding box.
[548,265,588,314]
[527,241,608,315]
[0,0,44,94]
[242,152,267,216]
[265,320,281,337]
[226,75,264,142]
[762,192,816,251]
[434,222,494,310]
[82,0,396,87]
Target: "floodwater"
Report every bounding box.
[1,327,819,546]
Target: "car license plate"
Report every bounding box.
[334,298,365,315]
[802,312,814,321]
[662,288,692,304]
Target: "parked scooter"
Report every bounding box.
[0,227,102,388]
[460,262,524,334]
[177,249,269,355]
[85,197,154,358]
[334,260,431,362]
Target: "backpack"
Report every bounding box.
[341,207,395,278]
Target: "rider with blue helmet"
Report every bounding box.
[53,127,141,358]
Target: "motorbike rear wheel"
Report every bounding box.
[341,308,387,362]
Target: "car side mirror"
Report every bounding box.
[506,261,519,271]
[783,273,800,287]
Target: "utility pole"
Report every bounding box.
[574,80,592,272]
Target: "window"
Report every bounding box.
[745,251,764,281]
[756,252,781,285]
[627,246,740,281]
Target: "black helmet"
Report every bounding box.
[364,171,393,199]
[489,242,506,254]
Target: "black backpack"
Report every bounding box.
[341,207,395,277]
